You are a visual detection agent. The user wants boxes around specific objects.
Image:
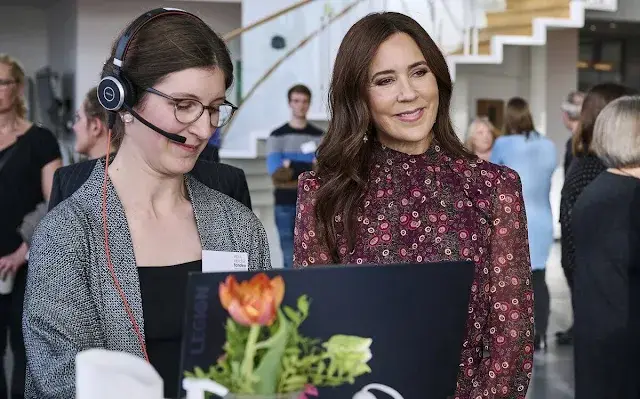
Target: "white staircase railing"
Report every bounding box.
[222,0,491,155]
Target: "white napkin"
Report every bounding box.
[76,349,164,399]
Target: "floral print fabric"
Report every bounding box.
[293,142,534,398]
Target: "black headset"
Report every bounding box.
[97,7,201,118]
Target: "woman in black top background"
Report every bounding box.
[0,54,62,399]
[557,82,635,345]
[572,95,640,399]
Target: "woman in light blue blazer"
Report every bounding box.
[491,97,557,351]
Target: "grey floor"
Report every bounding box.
[526,242,575,399]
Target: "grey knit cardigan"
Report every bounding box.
[23,161,272,399]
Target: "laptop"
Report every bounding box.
[179,261,474,398]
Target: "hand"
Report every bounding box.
[0,242,27,280]
[282,159,291,168]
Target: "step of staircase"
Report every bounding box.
[486,6,570,27]
[479,25,534,42]
[506,0,571,10]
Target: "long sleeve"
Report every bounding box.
[467,168,534,398]
[23,205,102,399]
[293,173,333,267]
[266,135,284,176]
[234,169,253,210]
[489,138,504,165]
[248,216,273,271]
[47,168,63,211]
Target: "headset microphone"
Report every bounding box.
[95,7,204,364]
[123,105,187,144]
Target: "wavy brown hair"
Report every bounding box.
[313,12,471,262]
[572,82,636,156]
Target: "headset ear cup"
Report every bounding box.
[97,76,125,112]
[119,73,137,108]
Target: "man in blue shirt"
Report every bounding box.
[266,84,323,268]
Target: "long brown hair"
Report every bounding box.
[572,82,635,156]
[101,13,233,148]
[314,12,471,262]
[0,54,27,119]
[504,97,535,137]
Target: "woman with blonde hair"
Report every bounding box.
[0,54,62,399]
[464,116,498,160]
[572,95,640,398]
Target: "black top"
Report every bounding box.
[138,260,202,399]
[572,172,640,399]
[48,156,252,211]
[563,137,573,177]
[559,154,606,275]
[0,125,60,257]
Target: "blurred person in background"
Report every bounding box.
[72,86,109,160]
[464,116,498,161]
[266,84,323,268]
[0,54,62,399]
[572,95,640,398]
[491,97,556,351]
[561,91,585,175]
[200,126,221,162]
[558,82,635,346]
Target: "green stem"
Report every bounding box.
[241,324,261,379]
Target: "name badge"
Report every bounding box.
[300,141,317,154]
[202,250,249,273]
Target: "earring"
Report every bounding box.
[363,133,369,142]
[120,113,133,123]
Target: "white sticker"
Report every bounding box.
[300,141,318,154]
[202,250,249,273]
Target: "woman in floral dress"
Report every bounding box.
[293,12,534,399]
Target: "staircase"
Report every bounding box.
[216,0,617,267]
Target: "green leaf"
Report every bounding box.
[252,309,290,394]
[283,306,301,325]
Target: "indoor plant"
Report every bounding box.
[185,273,373,398]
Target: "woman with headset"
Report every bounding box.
[22,8,271,399]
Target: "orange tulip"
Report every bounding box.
[219,273,285,326]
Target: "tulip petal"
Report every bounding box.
[228,300,253,326]
[219,284,232,310]
[270,276,285,309]
[255,295,277,326]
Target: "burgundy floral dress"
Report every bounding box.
[293,142,534,398]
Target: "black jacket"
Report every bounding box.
[48,157,252,211]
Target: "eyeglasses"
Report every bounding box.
[145,87,238,128]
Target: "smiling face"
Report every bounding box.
[120,66,226,175]
[366,32,439,154]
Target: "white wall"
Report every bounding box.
[588,0,640,21]
[456,45,532,130]
[0,6,49,77]
[545,29,578,165]
[75,0,241,109]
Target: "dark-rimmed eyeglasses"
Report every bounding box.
[145,87,238,128]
